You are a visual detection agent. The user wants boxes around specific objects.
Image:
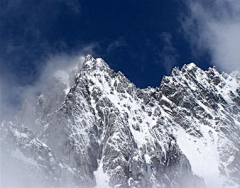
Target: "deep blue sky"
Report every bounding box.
[0,0,211,88]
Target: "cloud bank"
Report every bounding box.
[181,0,240,72]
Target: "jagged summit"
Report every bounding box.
[1,56,240,188]
[82,55,109,72]
[182,62,197,70]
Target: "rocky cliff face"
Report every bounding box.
[1,56,240,188]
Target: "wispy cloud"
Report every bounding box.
[60,0,81,14]
[0,44,97,121]
[107,37,126,52]
[159,32,179,73]
[180,0,240,72]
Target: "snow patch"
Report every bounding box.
[94,161,110,188]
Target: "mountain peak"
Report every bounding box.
[82,55,109,72]
[184,62,197,69]
[181,62,199,73]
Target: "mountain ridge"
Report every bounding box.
[1,55,240,188]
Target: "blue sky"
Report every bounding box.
[1,0,240,117]
[0,0,210,87]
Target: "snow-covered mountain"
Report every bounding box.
[1,55,240,188]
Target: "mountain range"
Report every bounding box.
[1,55,240,188]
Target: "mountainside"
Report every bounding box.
[1,55,240,188]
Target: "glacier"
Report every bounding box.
[1,55,240,188]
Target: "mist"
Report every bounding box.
[1,51,85,188]
[0,51,89,188]
[180,0,240,72]
[0,50,93,122]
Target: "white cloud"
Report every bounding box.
[159,32,179,73]
[180,0,240,72]
[60,0,81,14]
[0,44,97,187]
[0,45,96,122]
[107,37,126,52]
